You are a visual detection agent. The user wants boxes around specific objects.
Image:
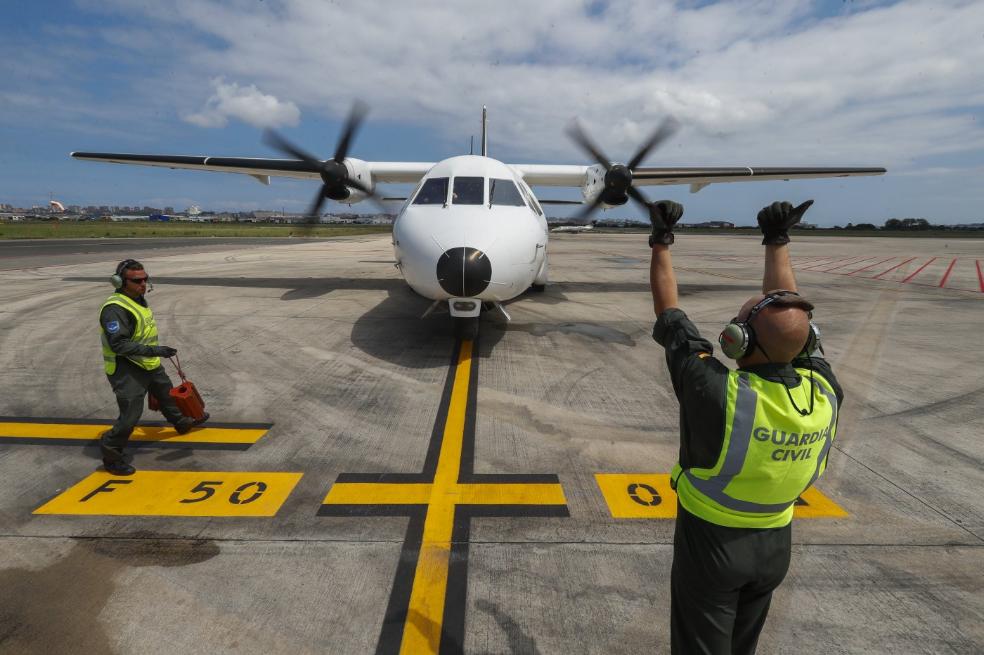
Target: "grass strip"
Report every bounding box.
[0,221,393,239]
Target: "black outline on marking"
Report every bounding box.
[318,338,569,655]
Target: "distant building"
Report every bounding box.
[682,221,735,229]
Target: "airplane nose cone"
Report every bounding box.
[436,247,492,297]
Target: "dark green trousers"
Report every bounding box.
[101,358,184,462]
[671,503,792,655]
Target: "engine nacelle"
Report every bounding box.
[580,163,629,208]
[342,157,375,204]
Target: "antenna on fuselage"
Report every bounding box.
[470,135,474,155]
[481,105,488,157]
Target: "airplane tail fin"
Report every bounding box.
[481,106,488,157]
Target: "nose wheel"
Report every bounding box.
[454,316,479,340]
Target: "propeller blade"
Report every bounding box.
[571,193,606,223]
[627,117,679,171]
[334,100,369,163]
[566,120,612,171]
[264,129,323,168]
[345,176,389,214]
[626,184,652,212]
[305,187,328,222]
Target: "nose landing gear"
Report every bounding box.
[454,316,479,340]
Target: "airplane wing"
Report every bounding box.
[70,152,435,185]
[512,164,886,190]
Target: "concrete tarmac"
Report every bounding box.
[0,233,981,654]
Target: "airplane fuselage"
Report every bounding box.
[392,155,548,310]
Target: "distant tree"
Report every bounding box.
[854,223,877,230]
[884,218,903,230]
[901,217,931,230]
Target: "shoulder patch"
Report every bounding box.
[105,320,120,334]
[697,352,710,359]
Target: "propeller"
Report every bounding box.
[264,100,382,223]
[566,117,679,222]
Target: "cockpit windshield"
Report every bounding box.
[489,178,527,207]
[412,177,449,205]
[452,177,484,205]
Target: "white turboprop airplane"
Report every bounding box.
[72,104,885,338]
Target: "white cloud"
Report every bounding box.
[102,0,979,170]
[183,78,300,128]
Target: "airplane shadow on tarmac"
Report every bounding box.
[64,275,509,368]
[63,276,759,369]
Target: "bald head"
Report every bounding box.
[737,292,813,364]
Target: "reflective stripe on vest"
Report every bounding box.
[99,293,161,374]
[674,368,838,528]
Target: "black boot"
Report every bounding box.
[174,416,195,435]
[103,459,135,476]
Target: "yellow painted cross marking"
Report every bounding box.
[321,340,568,655]
[0,419,270,448]
[595,474,848,519]
[34,471,302,517]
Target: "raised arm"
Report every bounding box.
[651,245,679,315]
[757,200,814,293]
[763,245,797,293]
[648,201,684,315]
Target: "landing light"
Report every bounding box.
[449,298,480,317]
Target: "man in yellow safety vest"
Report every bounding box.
[98,259,207,475]
[648,200,843,654]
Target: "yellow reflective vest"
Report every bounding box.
[99,293,161,375]
[671,368,839,528]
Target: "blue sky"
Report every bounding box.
[2,0,983,226]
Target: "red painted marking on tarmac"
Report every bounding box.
[846,256,895,275]
[872,257,917,279]
[800,256,838,265]
[823,256,875,272]
[977,260,984,292]
[938,258,958,288]
[802,256,855,271]
[900,257,937,283]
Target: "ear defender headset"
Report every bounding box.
[718,290,820,416]
[110,259,142,289]
[718,290,814,360]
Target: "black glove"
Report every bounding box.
[153,345,177,358]
[648,200,684,246]
[757,200,814,245]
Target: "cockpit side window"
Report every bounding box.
[489,178,526,207]
[412,177,449,205]
[452,177,484,205]
[517,182,544,216]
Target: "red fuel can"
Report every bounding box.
[170,379,207,421]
